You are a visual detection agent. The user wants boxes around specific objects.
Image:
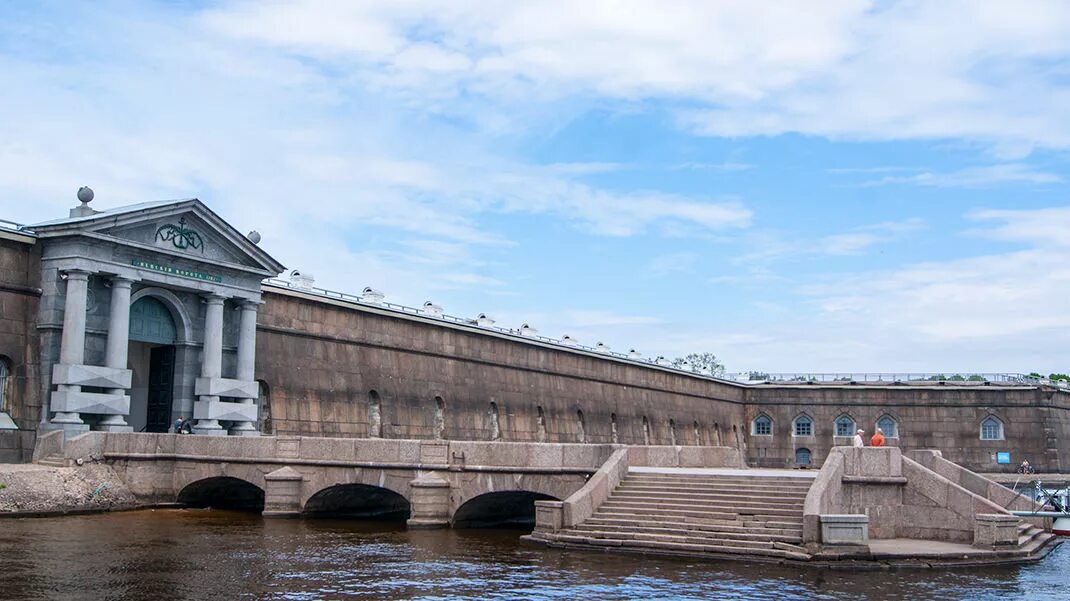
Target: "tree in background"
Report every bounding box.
[672,352,726,376]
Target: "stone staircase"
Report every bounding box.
[532,470,814,562]
[1015,521,1056,554]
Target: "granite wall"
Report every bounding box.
[254,288,748,445]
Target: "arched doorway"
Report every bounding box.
[128,296,178,433]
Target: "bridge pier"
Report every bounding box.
[262,466,303,517]
[407,475,451,529]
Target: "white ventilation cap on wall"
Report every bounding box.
[476,313,496,327]
[361,287,385,304]
[422,301,444,317]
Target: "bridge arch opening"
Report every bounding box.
[302,484,411,520]
[177,477,265,511]
[452,491,560,529]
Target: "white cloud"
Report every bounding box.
[862,164,1063,188]
[201,0,1070,151]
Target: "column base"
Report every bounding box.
[229,422,260,437]
[193,419,227,436]
[41,420,90,438]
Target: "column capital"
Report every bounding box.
[237,299,262,310]
[62,269,92,281]
[202,293,226,305]
[108,276,136,288]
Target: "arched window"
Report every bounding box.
[669,419,677,446]
[433,396,446,440]
[576,409,586,443]
[489,402,501,441]
[877,415,898,438]
[795,448,812,465]
[642,416,651,445]
[793,415,813,437]
[0,356,10,413]
[752,414,772,436]
[693,421,701,446]
[834,415,856,438]
[980,416,1003,441]
[610,413,618,444]
[536,406,547,442]
[367,390,382,438]
[257,380,272,435]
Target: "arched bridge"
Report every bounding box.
[45,432,739,528]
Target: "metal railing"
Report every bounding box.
[0,219,28,234]
[742,373,1048,385]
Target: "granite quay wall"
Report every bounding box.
[254,287,748,447]
[743,385,1070,472]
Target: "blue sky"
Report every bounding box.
[3,1,1070,373]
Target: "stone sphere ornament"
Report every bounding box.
[77,186,94,204]
[247,230,262,244]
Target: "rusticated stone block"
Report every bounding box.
[820,514,869,545]
[974,513,1019,548]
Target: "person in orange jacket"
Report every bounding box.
[870,428,886,447]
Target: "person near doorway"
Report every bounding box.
[870,428,886,447]
[173,416,185,434]
[852,429,865,447]
[180,416,193,434]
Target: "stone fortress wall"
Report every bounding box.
[0,232,42,460]
[2,231,1069,472]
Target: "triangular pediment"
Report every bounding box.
[30,199,285,276]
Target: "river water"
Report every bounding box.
[0,510,1066,601]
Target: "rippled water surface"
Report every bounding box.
[0,510,1066,601]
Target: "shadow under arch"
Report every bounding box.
[302,484,411,520]
[177,477,265,511]
[451,491,560,529]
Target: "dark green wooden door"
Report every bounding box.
[146,346,175,433]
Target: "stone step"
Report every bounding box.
[626,474,814,486]
[545,531,811,561]
[573,521,803,543]
[610,491,805,508]
[36,455,68,467]
[620,481,812,495]
[569,528,781,551]
[619,482,812,495]
[584,515,803,535]
[590,511,803,531]
[600,500,804,519]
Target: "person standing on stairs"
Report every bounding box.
[870,428,886,447]
[853,429,865,447]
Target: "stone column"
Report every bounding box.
[97,277,134,432]
[193,294,226,435]
[229,300,260,436]
[50,270,90,429]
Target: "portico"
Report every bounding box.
[31,191,284,438]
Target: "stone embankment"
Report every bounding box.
[0,463,138,516]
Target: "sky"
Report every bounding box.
[2,1,1070,375]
